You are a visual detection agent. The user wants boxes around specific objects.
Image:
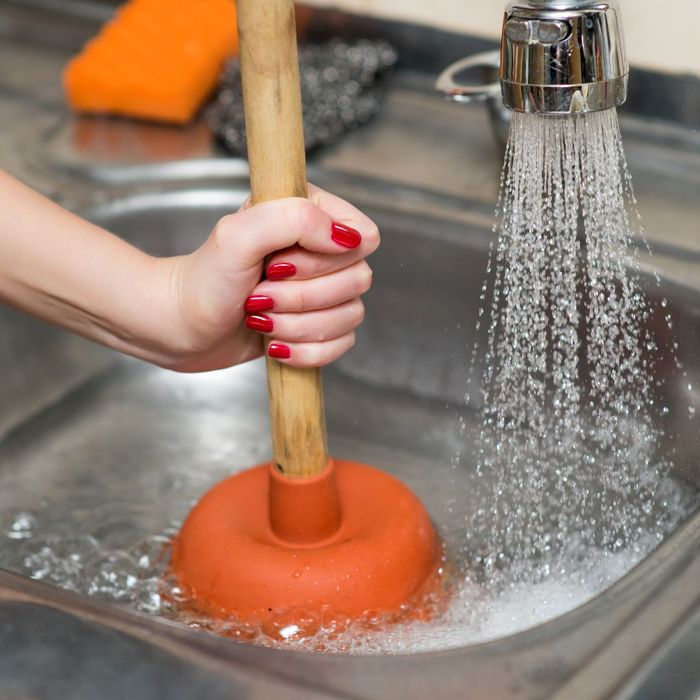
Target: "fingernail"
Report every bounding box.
[331,222,362,249]
[267,262,296,280]
[244,295,274,313]
[268,342,291,359]
[246,314,274,333]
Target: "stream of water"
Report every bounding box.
[461,109,688,585]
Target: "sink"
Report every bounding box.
[0,179,699,699]
[1,1,700,694]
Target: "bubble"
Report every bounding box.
[132,534,171,575]
[86,552,141,602]
[4,511,36,540]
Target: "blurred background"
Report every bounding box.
[302,0,700,76]
[15,0,700,78]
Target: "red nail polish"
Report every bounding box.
[267,262,296,280]
[245,314,274,333]
[331,222,362,249]
[268,342,291,359]
[244,295,274,313]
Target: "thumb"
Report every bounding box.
[212,197,361,270]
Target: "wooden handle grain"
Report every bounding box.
[237,0,328,478]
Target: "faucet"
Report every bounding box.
[436,1,629,141]
[501,0,628,114]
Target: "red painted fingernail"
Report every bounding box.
[268,342,291,359]
[267,262,296,280]
[331,222,362,249]
[245,314,274,333]
[244,295,274,313]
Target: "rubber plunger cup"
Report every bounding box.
[173,459,440,620]
[171,0,441,627]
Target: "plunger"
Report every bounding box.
[172,0,441,626]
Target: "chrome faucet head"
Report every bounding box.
[500,0,628,114]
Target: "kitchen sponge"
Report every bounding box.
[63,0,237,125]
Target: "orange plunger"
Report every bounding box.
[172,0,441,626]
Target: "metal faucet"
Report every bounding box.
[436,1,629,141]
[501,0,628,114]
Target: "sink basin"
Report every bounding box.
[1,2,699,693]
[0,179,699,699]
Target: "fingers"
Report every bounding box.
[249,260,373,313]
[224,185,378,370]
[265,241,377,282]
[244,259,371,369]
[266,333,357,368]
[262,185,379,279]
[216,188,378,269]
[246,298,364,343]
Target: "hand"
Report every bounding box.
[0,172,378,373]
[160,184,379,372]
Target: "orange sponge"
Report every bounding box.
[63,0,238,125]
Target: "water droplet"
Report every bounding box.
[5,512,36,540]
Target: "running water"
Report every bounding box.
[464,109,686,583]
[0,110,695,654]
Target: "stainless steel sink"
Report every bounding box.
[0,178,698,699]
[2,1,700,696]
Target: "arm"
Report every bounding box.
[0,171,379,372]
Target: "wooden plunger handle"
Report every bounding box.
[237,0,328,478]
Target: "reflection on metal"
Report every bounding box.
[500,0,629,114]
[437,0,629,133]
[0,187,699,699]
[435,51,502,104]
[435,50,512,148]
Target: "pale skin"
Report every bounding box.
[0,171,379,371]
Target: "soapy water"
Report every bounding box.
[0,504,677,653]
[0,109,697,653]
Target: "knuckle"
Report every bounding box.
[284,284,307,313]
[353,300,366,326]
[290,317,307,343]
[357,262,373,293]
[325,335,355,364]
[310,255,327,278]
[211,213,237,248]
[296,285,311,312]
[287,198,319,237]
[365,221,380,252]
[313,344,327,363]
[300,343,323,368]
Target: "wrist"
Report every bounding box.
[105,253,194,369]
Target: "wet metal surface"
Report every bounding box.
[1,2,700,699]
[0,192,698,699]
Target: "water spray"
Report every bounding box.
[437,1,675,569]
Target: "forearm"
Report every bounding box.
[0,171,177,364]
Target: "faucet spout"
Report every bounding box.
[500,0,628,114]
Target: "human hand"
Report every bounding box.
[0,173,378,373]
[159,184,379,372]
